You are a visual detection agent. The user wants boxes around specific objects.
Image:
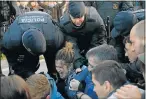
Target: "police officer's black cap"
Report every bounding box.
[111,11,138,38]
[68,1,85,18]
[22,29,46,55]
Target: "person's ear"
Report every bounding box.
[130,43,135,52]
[46,95,50,99]
[125,51,128,57]
[103,81,111,93]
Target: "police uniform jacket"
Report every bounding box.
[60,6,107,56]
[1,11,64,78]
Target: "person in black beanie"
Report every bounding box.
[60,1,107,69]
[1,11,64,79]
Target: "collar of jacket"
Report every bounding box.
[107,81,130,98]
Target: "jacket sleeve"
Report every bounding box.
[66,66,89,99]
[90,25,107,48]
[1,47,17,72]
[44,73,65,99]
[120,62,144,83]
[89,7,107,48]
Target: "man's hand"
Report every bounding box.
[69,79,80,91]
[114,84,142,99]
[75,68,82,73]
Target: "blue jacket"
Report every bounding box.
[84,72,98,99]
[44,73,64,99]
[65,65,89,99]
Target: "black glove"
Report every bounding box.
[73,57,87,69]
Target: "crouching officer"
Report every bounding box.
[60,1,107,69]
[1,11,64,79]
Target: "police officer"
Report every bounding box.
[60,1,107,68]
[0,1,16,76]
[84,1,134,27]
[1,11,64,79]
[110,11,138,63]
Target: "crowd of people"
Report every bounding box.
[0,1,145,99]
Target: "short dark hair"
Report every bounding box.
[86,44,118,62]
[0,75,31,99]
[123,35,132,45]
[92,60,127,89]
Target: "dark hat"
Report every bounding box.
[22,29,46,55]
[111,11,138,38]
[68,1,85,18]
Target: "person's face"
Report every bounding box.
[130,31,144,55]
[31,2,39,8]
[19,2,29,7]
[70,15,85,26]
[48,2,57,7]
[125,42,137,63]
[55,60,69,79]
[92,74,110,98]
[88,56,101,71]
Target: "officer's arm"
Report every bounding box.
[90,7,107,48]
[1,47,18,74]
[120,62,144,83]
[91,25,107,47]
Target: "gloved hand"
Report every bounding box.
[69,79,80,91]
[73,57,87,69]
[75,68,82,73]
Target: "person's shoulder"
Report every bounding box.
[60,13,71,26]
[87,6,99,15]
[86,6,101,22]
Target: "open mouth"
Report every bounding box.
[59,72,63,77]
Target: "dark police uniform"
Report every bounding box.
[0,1,16,43]
[84,1,134,27]
[60,6,107,59]
[0,1,16,75]
[1,11,64,79]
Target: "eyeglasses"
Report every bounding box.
[88,62,96,70]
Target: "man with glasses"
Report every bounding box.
[122,36,144,87]
[123,36,137,63]
[115,20,145,99]
[69,44,118,99]
[110,11,138,63]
